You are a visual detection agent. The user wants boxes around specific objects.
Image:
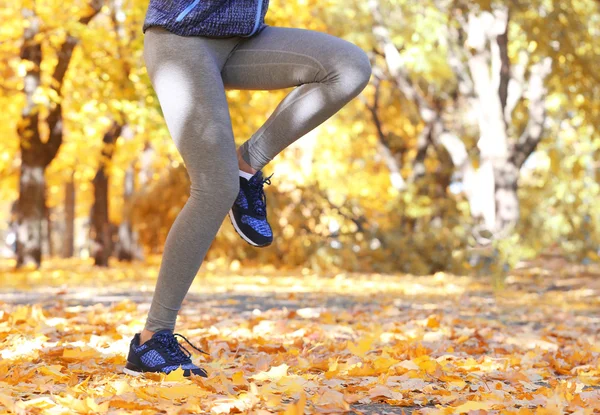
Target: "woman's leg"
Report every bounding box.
[141,28,242,339]
[221,26,372,171]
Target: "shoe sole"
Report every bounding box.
[123,362,207,378]
[123,362,143,376]
[123,367,142,376]
[228,209,271,248]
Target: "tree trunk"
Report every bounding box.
[44,198,54,257]
[16,164,45,268]
[361,73,407,191]
[493,159,519,233]
[15,3,102,269]
[368,1,552,242]
[139,141,155,186]
[16,8,44,269]
[464,9,551,237]
[138,140,159,254]
[91,122,122,266]
[464,9,513,235]
[114,125,141,262]
[90,177,110,267]
[63,173,75,258]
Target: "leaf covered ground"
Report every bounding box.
[0,257,599,414]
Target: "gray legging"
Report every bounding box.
[143,25,372,332]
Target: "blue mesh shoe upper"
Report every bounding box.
[127,330,208,377]
[241,215,273,237]
[235,188,249,210]
[139,349,166,368]
[229,171,274,247]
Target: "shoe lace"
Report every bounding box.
[248,173,273,217]
[155,332,209,364]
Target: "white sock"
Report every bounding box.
[239,170,254,180]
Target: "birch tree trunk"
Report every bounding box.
[465,8,552,235]
[367,0,552,239]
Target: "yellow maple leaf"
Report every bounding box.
[426,315,440,328]
[453,400,495,413]
[104,379,132,395]
[232,370,247,385]
[373,355,398,372]
[21,397,55,410]
[0,393,26,415]
[313,388,350,411]
[108,399,157,411]
[37,365,67,380]
[325,358,339,379]
[62,347,99,360]
[55,395,109,414]
[284,393,306,415]
[251,363,289,382]
[157,384,206,400]
[84,397,109,413]
[368,384,394,399]
[347,334,376,358]
[276,376,307,393]
[164,366,186,382]
[134,387,159,402]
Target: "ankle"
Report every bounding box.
[237,148,257,175]
[140,328,155,345]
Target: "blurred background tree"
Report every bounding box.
[0,0,598,275]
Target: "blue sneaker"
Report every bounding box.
[124,329,208,377]
[229,170,273,247]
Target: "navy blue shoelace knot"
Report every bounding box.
[154,332,209,364]
[248,173,273,217]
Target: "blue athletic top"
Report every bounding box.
[143,0,270,38]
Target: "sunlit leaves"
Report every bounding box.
[0,260,599,413]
